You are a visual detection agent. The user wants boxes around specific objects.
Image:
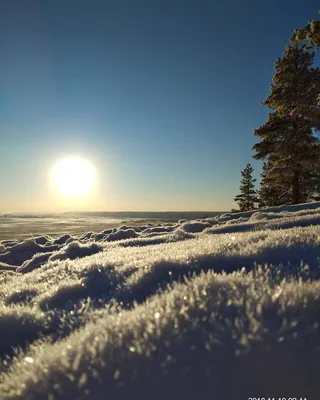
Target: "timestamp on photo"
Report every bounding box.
[248,398,307,400]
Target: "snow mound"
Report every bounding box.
[179,220,216,233]
[18,252,52,273]
[105,228,139,242]
[250,211,281,221]
[53,234,72,245]
[50,241,103,262]
[141,226,174,234]
[33,236,52,246]
[0,240,59,266]
[0,201,320,399]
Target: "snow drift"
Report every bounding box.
[0,202,320,399]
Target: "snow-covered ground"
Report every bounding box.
[1,203,320,399]
[0,215,131,241]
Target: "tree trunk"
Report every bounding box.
[292,170,300,204]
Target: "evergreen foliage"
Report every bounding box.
[291,14,320,105]
[262,45,320,126]
[291,18,320,49]
[258,161,291,207]
[234,163,259,211]
[253,44,320,205]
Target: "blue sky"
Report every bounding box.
[0,0,319,212]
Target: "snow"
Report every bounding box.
[0,202,320,399]
[105,228,139,242]
[179,220,212,233]
[53,234,72,245]
[49,241,103,262]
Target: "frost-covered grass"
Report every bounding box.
[0,203,320,399]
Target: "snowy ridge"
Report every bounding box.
[0,202,320,399]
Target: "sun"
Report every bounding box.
[51,156,95,197]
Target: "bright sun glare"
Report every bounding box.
[52,156,95,197]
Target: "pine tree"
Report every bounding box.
[234,163,259,211]
[253,44,320,205]
[254,112,318,204]
[258,161,291,207]
[305,147,320,200]
[291,18,320,49]
[291,15,320,105]
[262,44,320,127]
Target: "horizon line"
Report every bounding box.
[1,210,229,214]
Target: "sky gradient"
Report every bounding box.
[0,0,319,212]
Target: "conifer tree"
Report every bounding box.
[253,44,320,204]
[292,15,320,104]
[258,161,291,207]
[291,18,320,49]
[234,163,259,211]
[262,44,320,127]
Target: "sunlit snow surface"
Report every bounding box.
[0,203,320,399]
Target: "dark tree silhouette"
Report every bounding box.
[234,163,259,211]
[253,44,320,204]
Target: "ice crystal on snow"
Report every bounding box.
[0,202,320,399]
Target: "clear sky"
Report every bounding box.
[0,0,319,212]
